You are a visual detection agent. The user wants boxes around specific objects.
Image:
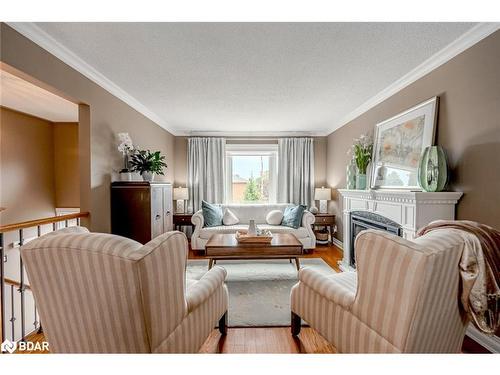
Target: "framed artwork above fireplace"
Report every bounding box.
[370,96,439,190]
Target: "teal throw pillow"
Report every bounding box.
[281,205,306,229]
[202,200,223,227]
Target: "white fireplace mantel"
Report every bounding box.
[338,189,463,272]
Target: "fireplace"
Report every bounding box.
[337,189,462,272]
[350,211,402,268]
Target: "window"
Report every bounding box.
[225,144,278,204]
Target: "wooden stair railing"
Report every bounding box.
[0,212,89,232]
[0,211,89,344]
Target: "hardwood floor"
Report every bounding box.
[15,243,489,354]
[199,327,336,353]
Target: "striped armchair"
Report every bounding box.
[291,229,470,353]
[21,227,228,353]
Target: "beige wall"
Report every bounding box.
[1,24,176,232]
[53,122,80,208]
[327,30,500,241]
[173,136,188,188]
[314,136,327,187]
[0,107,56,224]
[0,108,81,224]
[173,136,328,192]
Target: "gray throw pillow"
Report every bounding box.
[202,200,223,227]
[281,205,306,229]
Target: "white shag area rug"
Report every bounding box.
[186,258,336,327]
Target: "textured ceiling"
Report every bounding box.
[33,22,476,134]
[0,70,78,122]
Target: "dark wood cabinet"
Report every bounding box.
[111,181,173,244]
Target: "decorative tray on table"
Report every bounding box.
[235,230,273,244]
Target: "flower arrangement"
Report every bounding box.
[349,133,373,175]
[117,132,134,154]
[117,133,134,173]
[347,133,373,190]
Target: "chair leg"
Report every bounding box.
[218,311,228,336]
[291,311,301,336]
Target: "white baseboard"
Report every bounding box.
[331,237,343,251]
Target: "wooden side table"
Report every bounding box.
[313,214,336,245]
[173,213,194,232]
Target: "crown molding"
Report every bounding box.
[7,22,181,136]
[326,22,500,136]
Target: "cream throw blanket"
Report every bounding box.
[417,220,500,336]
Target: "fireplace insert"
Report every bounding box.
[350,211,402,268]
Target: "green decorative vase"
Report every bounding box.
[418,146,448,192]
[346,160,356,189]
[356,173,367,190]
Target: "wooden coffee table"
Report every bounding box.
[205,233,304,271]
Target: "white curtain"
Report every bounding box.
[277,138,315,207]
[187,137,226,212]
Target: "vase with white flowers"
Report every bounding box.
[117,133,134,181]
[349,133,373,190]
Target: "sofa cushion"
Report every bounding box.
[199,224,310,240]
[222,208,239,225]
[202,201,223,227]
[266,210,284,225]
[215,204,292,224]
[282,205,307,229]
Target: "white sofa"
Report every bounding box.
[191,203,316,250]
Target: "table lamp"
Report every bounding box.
[173,187,189,213]
[314,187,331,214]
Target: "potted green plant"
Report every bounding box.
[129,149,168,182]
[350,134,373,190]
